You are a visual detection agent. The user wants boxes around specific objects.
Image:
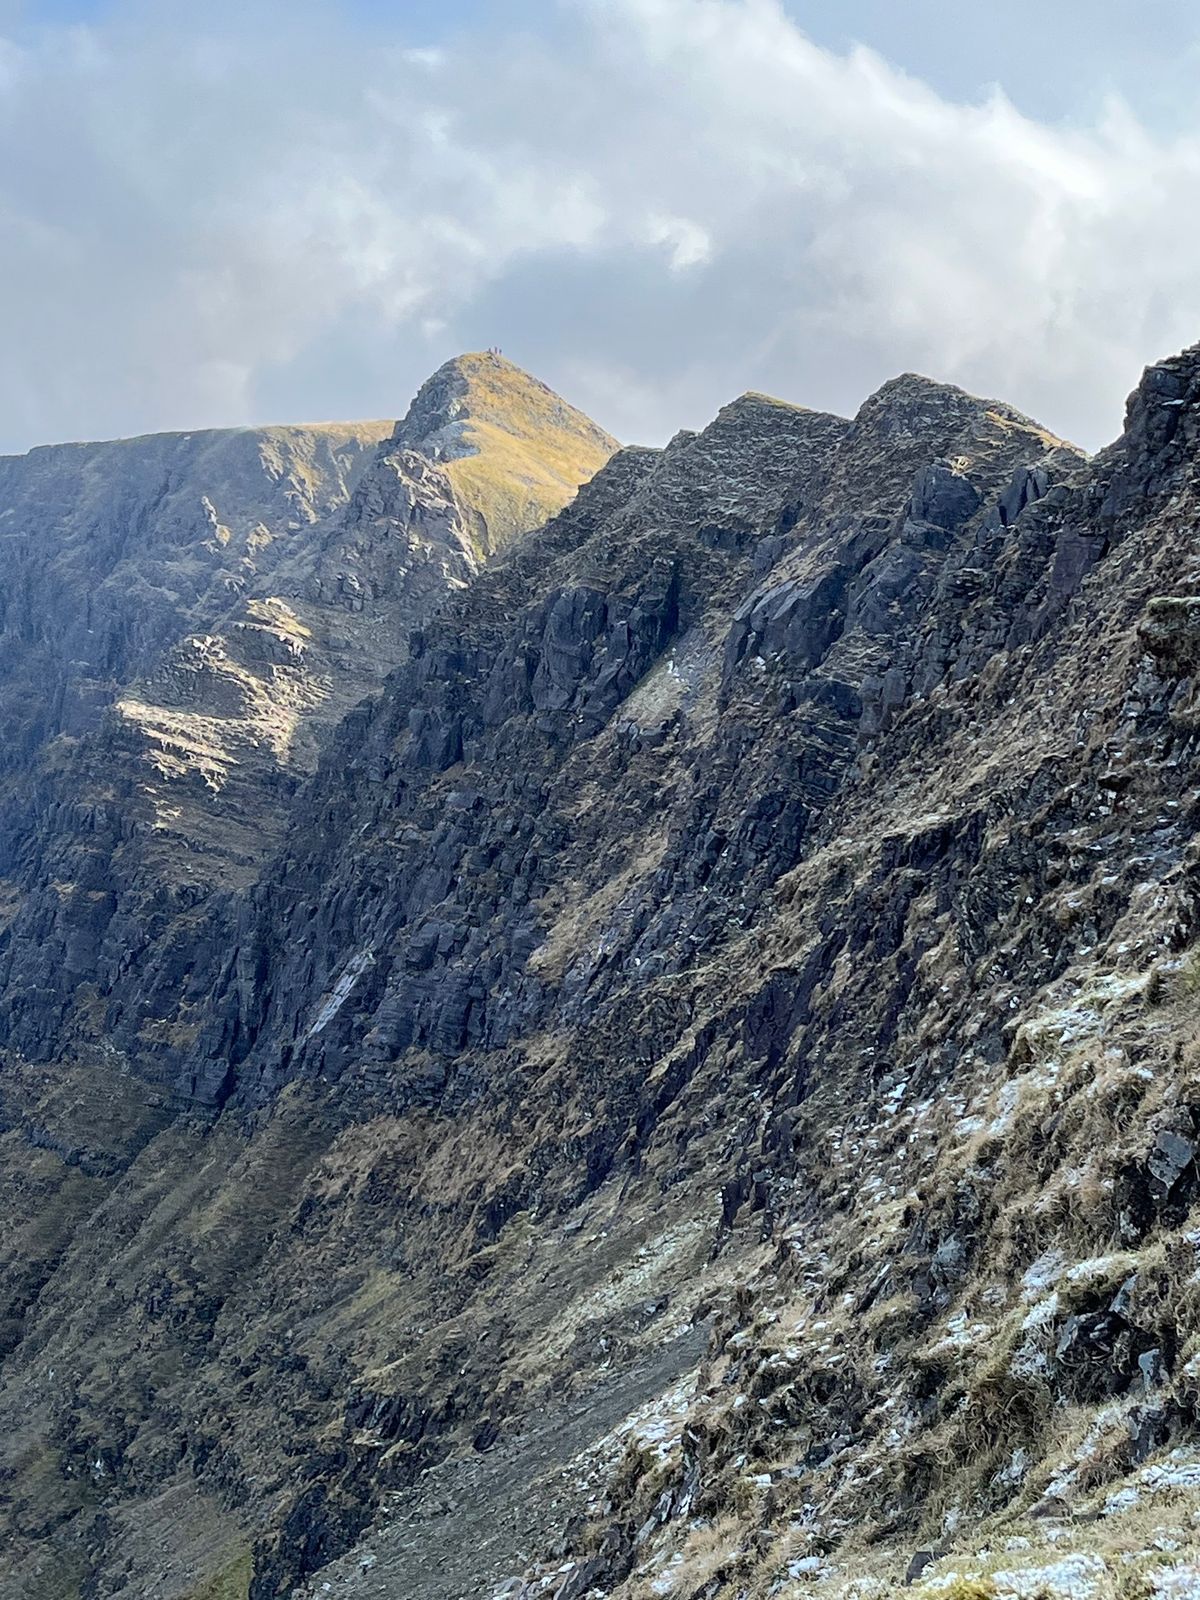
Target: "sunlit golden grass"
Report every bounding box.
[438,353,616,552]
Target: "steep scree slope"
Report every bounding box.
[5,347,1200,1600]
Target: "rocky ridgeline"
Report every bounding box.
[4,347,1200,1600]
[0,356,616,1065]
[61,375,1070,1109]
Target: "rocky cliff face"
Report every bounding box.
[0,355,616,1068]
[5,343,1200,1600]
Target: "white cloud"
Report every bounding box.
[643,215,711,273]
[2,0,1200,452]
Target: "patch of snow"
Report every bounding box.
[1140,1450,1200,1494]
[1149,1566,1200,1600]
[1023,1253,1066,1301]
[1022,1291,1060,1331]
[993,1553,1108,1599]
[1066,1253,1135,1289]
[649,1552,684,1595]
[927,1312,994,1361]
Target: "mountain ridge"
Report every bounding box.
[0,354,618,1063]
[4,345,1200,1600]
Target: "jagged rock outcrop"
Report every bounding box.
[0,354,616,1065]
[8,344,1200,1600]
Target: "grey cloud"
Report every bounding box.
[3,0,1200,455]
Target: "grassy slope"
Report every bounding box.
[433,353,618,554]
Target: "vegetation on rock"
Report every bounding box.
[4,345,1200,1600]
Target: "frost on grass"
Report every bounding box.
[992,1553,1109,1600]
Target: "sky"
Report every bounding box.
[2,1,1200,455]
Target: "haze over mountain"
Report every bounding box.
[4,326,1200,1600]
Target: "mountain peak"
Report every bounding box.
[392,351,618,553]
[858,369,1052,432]
[395,350,615,459]
[811,367,1082,515]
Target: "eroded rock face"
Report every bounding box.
[0,357,617,1068]
[9,347,1200,1600]
[0,422,388,758]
